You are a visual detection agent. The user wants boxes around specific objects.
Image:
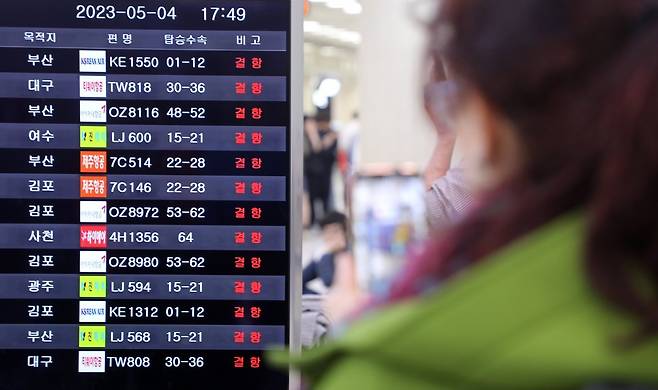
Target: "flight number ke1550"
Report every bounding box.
[109,56,206,69]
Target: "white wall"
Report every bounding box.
[303,43,359,124]
[357,0,436,168]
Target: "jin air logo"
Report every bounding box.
[80,275,107,298]
[79,326,106,348]
[80,126,107,148]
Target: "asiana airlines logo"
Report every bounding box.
[80,101,107,123]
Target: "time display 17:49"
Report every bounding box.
[202,7,246,22]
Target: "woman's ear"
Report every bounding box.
[484,99,524,182]
[478,95,505,167]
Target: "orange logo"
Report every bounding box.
[80,176,108,198]
[80,151,107,173]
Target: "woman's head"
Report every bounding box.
[433,0,658,192]
[394,0,658,335]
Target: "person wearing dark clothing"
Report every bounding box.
[302,212,349,294]
[303,253,336,295]
[304,113,338,226]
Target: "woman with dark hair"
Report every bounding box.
[274,0,658,388]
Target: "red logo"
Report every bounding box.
[80,225,107,248]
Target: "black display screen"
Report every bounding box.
[0,1,292,388]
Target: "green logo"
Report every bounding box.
[79,276,107,298]
[79,326,106,348]
[80,126,107,148]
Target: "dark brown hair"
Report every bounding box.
[391,0,658,334]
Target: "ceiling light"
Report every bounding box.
[318,78,342,97]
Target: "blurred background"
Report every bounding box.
[302,0,437,295]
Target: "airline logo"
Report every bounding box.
[80,151,107,173]
[79,326,106,348]
[80,225,107,249]
[80,275,107,298]
[80,126,107,148]
[80,100,107,123]
[80,176,108,199]
[78,351,106,373]
[80,201,107,223]
[79,301,107,323]
[80,75,107,98]
[79,250,107,273]
[79,50,107,73]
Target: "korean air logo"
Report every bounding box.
[79,50,107,73]
[80,75,107,98]
[79,301,107,323]
[80,201,107,223]
[79,250,107,273]
[78,351,106,373]
[80,100,107,123]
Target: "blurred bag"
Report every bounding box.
[301,295,330,348]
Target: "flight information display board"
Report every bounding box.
[0,1,300,388]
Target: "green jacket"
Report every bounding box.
[274,213,658,389]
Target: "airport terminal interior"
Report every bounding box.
[1,0,658,389]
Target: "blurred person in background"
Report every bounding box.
[337,112,361,217]
[304,112,339,226]
[338,111,361,179]
[423,60,475,229]
[303,115,314,228]
[303,211,350,295]
[275,0,658,388]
